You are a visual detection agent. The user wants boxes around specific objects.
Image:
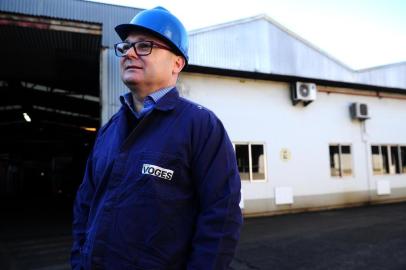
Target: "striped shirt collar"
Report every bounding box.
[120,86,175,118]
[148,86,174,103]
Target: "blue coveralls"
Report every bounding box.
[71,88,243,270]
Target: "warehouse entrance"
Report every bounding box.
[0,12,102,213]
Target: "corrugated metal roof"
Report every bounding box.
[0,11,102,96]
[189,15,406,91]
[357,62,406,89]
[1,0,405,91]
[0,0,141,47]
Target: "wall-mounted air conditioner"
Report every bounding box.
[291,82,317,106]
[350,102,370,120]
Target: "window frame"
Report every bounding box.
[233,142,267,182]
[329,143,354,178]
[371,145,384,175]
[371,144,406,175]
[401,146,406,174]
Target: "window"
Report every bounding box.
[401,146,406,173]
[371,146,382,174]
[235,145,250,180]
[251,144,265,180]
[371,145,406,175]
[234,143,266,181]
[390,146,400,174]
[329,144,353,177]
[382,146,389,174]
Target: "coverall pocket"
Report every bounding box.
[137,151,185,200]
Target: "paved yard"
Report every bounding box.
[1,201,406,269]
[231,202,406,270]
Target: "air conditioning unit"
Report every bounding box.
[350,102,370,120]
[291,82,317,106]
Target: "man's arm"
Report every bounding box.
[71,152,95,270]
[187,112,243,270]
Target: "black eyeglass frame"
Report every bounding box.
[114,40,174,57]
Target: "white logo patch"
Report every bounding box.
[142,164,174,180]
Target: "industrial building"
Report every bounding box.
[1,0,405,216]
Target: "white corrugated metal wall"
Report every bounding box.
[179,72,406,215]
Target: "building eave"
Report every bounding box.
[184,64,406,95]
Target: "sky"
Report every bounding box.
[88,0,406,70]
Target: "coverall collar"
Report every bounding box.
[154,87,180,112]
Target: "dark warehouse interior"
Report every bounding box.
[0,13,102,216]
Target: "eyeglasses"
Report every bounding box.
[114,40,173,57]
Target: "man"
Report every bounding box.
[71,6,242,270]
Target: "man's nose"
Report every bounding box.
[126,46,139,58]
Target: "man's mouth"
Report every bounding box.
[125,65,142,70]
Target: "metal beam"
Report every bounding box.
[0,12,102,35]
[0,86,100,118]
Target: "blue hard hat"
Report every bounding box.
[115,7,189,64]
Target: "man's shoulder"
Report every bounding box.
[176,97,226,133]
[177,96,215,118]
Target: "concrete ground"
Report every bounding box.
[231,202,406,270]
[0,198,72,270]
[1,201,406,270]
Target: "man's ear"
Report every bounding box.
[173,56,186,74]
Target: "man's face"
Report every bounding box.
[119,32,182,93]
